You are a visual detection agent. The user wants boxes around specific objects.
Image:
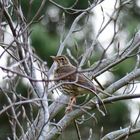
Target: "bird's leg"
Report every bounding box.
[65,96,76,113]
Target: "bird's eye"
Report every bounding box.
[59,57,66,65]
[61,58,64,61]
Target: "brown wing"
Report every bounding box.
[55,65,78,83]
[55,65,96,92]
[76,73,96,92]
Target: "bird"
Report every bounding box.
[51,55,104,112]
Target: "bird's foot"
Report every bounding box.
[65,96,76,114]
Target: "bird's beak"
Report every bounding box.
[50,56,56,61]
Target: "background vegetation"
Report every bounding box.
[0,0,140,139]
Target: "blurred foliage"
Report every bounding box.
[0,80,38,139]
[31,24,59,66]
[21,0,95,66]
[129,133,140,140]
[120,0,140,38]
[57,101,130,140]
[112,58,135,80]
[21,0,47,21]
[1,0,140,139]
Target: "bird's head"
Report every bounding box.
[51,55,70,67]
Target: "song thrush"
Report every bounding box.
[51,55,102,112]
